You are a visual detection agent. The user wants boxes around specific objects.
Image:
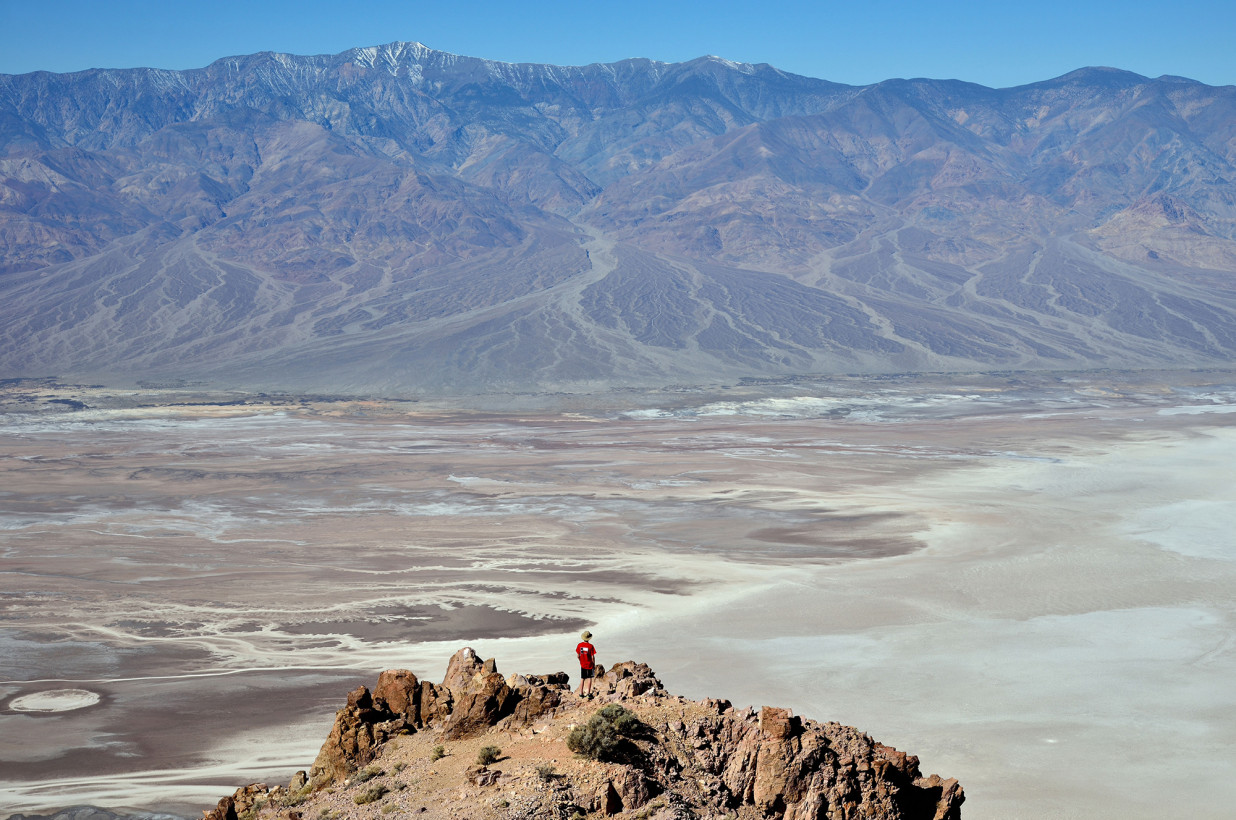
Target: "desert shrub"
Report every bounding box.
[238,795,269,820]
[392,761,407,773]
[430,744,446,761]
[535,763,557,782]
[354,783,389,805]
[567,704,643,762]
[282,785,313,807]
[355,764,384,783]
[633,799,669,820]
[476,744,502,766]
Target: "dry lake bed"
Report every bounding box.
[2,373,1234,819]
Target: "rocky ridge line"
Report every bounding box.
[203,647,963,820]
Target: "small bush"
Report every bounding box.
[381,805,398,815]
[354,783,389,805]
[535,763,557,782]
[392,761,407,773]
[476,745,502,766]
[282,786,312,807]
[567,704,643,762]
[355,764,384,783]
[430,744,446,761]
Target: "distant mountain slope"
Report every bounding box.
[2,44,1235,392]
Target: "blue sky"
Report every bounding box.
[1,0,1233,88]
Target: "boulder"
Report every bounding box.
[373,669,420,721]
[599,781,623,816]
[441,646,487,695]
[232,785,269,818]
[442,671,520,739]
[675,709,964,820]
[418,680,452,727]
[465,765,501,787]
[308,685,408,787]
[201,796,237,820]
[759,705,800,739]
[202,784,269,820]
[503,679,564,727]
[581,766,652,816]
[592,661,665,701]
[611,767,652,813]
[526,671,570,688]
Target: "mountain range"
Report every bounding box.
[2,43,1235,393]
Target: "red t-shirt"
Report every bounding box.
[576,641,596,670]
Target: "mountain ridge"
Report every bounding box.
[2,43,1235,394]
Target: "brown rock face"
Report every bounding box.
[436,647,574,739]
[441,670,519,740]
[201,795,237,820]
[759,705,802,739]
[667,706,963,820]
[595,767,651,816]
[504,677,565,727]
[307,685,409,787]
[441,646,487,695]
[201,783,268,820]
[440,648,518,740]
[418,679,452,727]
[302,647,576,789]
[590,660,665,701]
[525,671,570,687]
[372,668,420,720]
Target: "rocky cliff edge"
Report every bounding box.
[203,648,963,820]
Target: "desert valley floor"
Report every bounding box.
[1,373,1234,819]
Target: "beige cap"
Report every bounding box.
[581,630,592,640]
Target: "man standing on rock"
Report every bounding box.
[576,630,597,698]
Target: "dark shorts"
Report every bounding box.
[579,667,595,679]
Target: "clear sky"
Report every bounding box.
[1,0,1233,88]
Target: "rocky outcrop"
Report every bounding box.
[200,784,268,820]
[9,45,1236,395]
[371,669,419,720]
[438,648,522,740]
[306,685,408,788]
[591,660,665,700]
[208,648,963,819]
[663,704,963,820]
[306,648,568,787]
[503,673,567,727]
